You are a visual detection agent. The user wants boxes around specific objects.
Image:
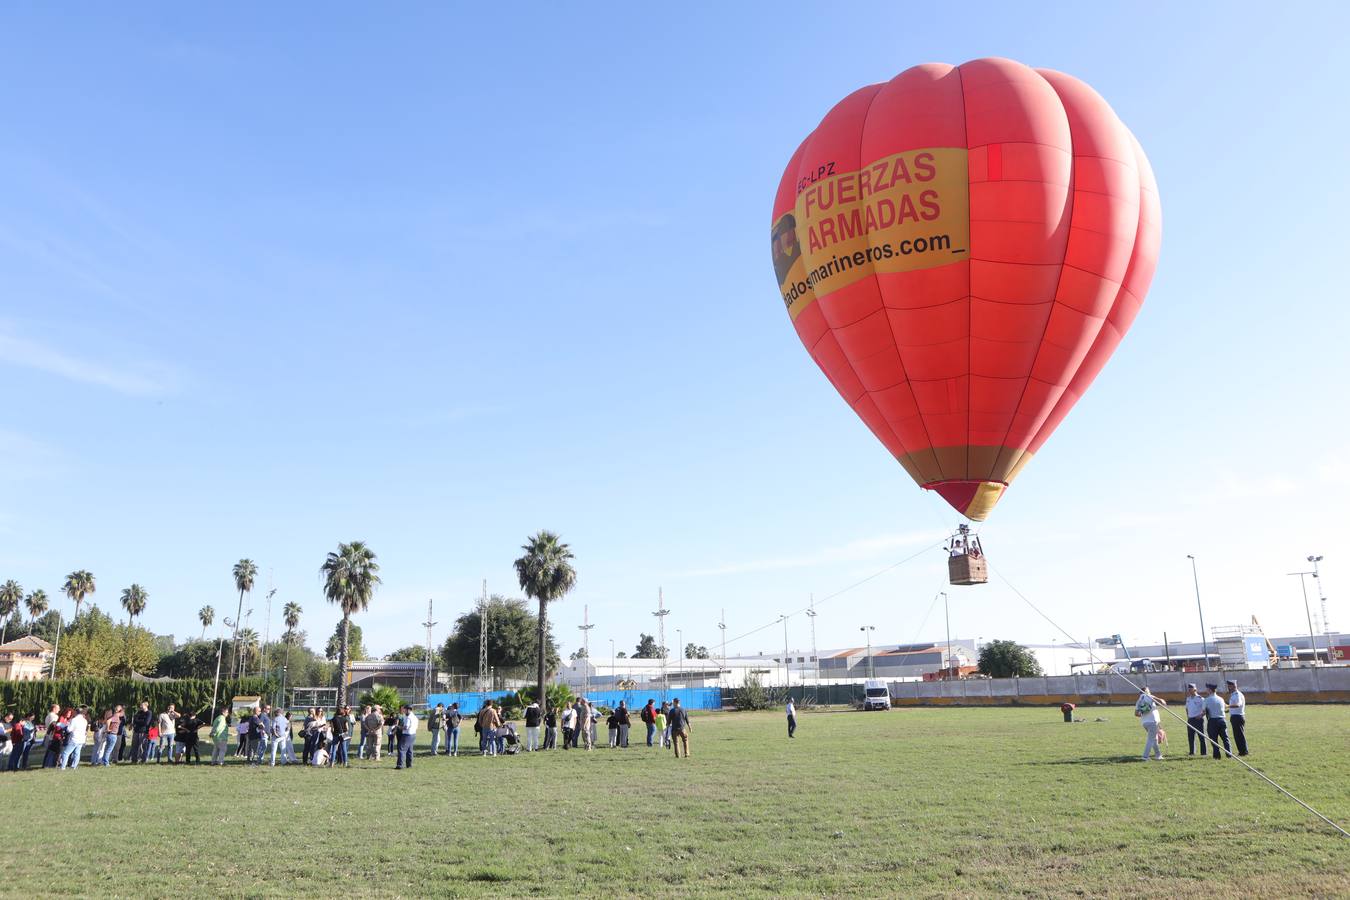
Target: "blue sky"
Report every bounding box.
[2,4,1348,664]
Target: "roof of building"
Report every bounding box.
[0,635,53,652]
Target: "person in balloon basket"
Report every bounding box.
[1134,688,1166,760]
[667,698,692,759]
[1226,680,1248,757]
[1183,684,1207,757]
[1202,684,1231,759]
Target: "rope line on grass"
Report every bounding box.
[989,562,1349,839]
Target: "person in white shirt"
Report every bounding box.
[395,704,417,770]
[1225,680,1248,757]
[1183,683,1207,756]
[561,704,577,749]
[1201,684,1230,759]
[1133,687,1166,760]
[158,706,177,765]
[269,712,290,766]
[60,708,89,770]
[786,699,797,739]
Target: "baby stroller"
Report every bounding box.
[501,725,521,755]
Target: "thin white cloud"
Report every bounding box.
[679,529,945,577]
[0,329,174,396]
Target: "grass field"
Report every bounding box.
[2,706,1347,897]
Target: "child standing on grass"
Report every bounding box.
[607,710,619,748]
[654,707,667,749]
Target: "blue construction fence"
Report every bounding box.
[425,686,723,714]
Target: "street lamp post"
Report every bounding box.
[941,591,952,675]
[781,615,790,689]
[1187,556,1210,671]
[212,617,234,713]
[609,639,615,690]
[677,629,683,683]
[860,625,875,679]
[1289,571,1321,666]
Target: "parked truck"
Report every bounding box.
[863,679,892,711]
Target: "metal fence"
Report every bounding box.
[887,666,1350,706]
[424,686,724,714]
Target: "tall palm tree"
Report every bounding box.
[514,531,576,720]
[320,541,380,703]
[62,570,96,622]
[24,589,49,635]
[198,605,214,640]
[119,584,148,626]
[281,601,302,698]
[230,559,257,677]
[236,628,261,675]
[0,580,22,645]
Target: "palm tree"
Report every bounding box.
[198,605,214,640]
[0,580,22,645]
[320,541,381,703]
[236,628,261,674]
[24,589,49,635]
[230,559,257,677]
[62,570,95,622]
[119,584,148,625]
[281,601,302,699]
[514,531,576,721]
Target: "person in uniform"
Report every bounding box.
[1202,684,1230,759]
[1226,679,1248,757]
[1183,683,1207,757]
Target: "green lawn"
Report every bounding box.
[2,706,1347,897]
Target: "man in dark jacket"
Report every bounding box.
[130,702,153,764]
[667,698,691,759]
[524,702,542,752]
[640,699,657,747]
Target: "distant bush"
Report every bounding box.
[0,675,276,716]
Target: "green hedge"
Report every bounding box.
[0,676,277,716]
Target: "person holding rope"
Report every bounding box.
[1134,687,1166,761]
[1202,684,1231,759]
[1182,683,1207,757]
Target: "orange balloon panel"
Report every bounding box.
[771,58,1161,521]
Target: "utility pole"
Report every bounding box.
[677,629,684,683]
[609,638,615,690]
[478,579,489,693]
[263,570,275,657]
[49,609,63,679]
[1187,555,1210,671]
[578,604,595,699]
[942,591,954,672]
[1309,555,1332,638]
[860,625,875,679]
[212,617,234,713]
[421,599,437,700]
[1289,571,1321,666]
[781,614,790,689]
[653,588,670,698]
[718,609,727,685]
[806,596,819,699]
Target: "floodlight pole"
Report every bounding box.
[1187,556,1210,671]
[1309,555,1331,637]
[1289,571,1320,666]
[212,618,234,713]
[781,615,790,689]
[718,610,727,687]
[578,605,595,699]
[677,629,683,683]
[653,589,669,698]
[860,625,875,679]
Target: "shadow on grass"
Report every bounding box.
[1023,755,1150,766]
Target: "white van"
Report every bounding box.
[863,680,891,710]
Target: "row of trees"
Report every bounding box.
[2,531,580,717]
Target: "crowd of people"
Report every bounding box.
[1134,679,1249,761]
[0,695,697,771]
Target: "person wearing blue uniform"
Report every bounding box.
[1202,683,1230,759]
[1183,683,1207,757]
[1226,680,1248,756]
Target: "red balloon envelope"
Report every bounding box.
[771,58,1161,521]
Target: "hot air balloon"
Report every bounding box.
[771,58,1161,557]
